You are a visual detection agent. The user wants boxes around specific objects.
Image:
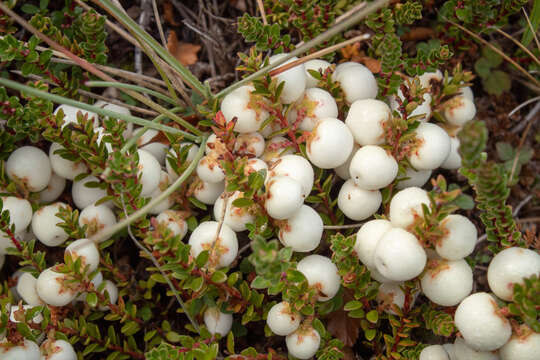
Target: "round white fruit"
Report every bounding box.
[500,326,540,360]
[140,142,168,166]
[453,338,499,360]
[54,104,98,128]
[71,175,109,210]
[137,149,161,196]
[419,70,443,90]
[196,154,225,184]
[36,266,77,307]
[266,301,301,336]
[213,191,255,232]
[441,136,462,170]
[286,325,321,360]
[204,307,233,336]
[156,210,188,240]
[148,171,174,215]
[421,259,473,306]
[40,339,77,360]
[268,154,314,197]
[454,292,512,351]
[337,179,382,221]
[264,176,304,220]
[297,255,340,301]
[408,122,451,170]
[234,132,265,157]
[354,219,393,269]
[244,158,268,177]
[304,59,331,88]
[0,339,40,360]
[487,247,540,301]
[65,238,100,272]
[16,272,42,306]
[377,282,406,315]
[78,204,117,240]
[38,172,66,203]
[396,168,432,190]
[444,96,476,126]
[2,196,32,234]
[188,221,238,269]
[307,117,354,169]
[334,143,359,180]
[31,203,69,247]
[349,145,398,190]
[289,87,338,131]
[374,228,427,281]
[332,62,378,103]
[95,100,133,138]
[436,214,477,260]
[6,146,51,192]
[99,280,119,311]
[277,205,323,252]
[389,187,430,229]
[346,99,391,145]
[49,142,88,181]
[193,180,225,205]
[419,345,450,360]
[269,54,306,104]
[221,85,269,133]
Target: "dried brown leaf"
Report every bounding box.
[162,1,180,26]
[327,308,361,347]
[166,31,202,66]
[401,27,435,41]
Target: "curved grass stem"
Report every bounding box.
[86,81,177,105]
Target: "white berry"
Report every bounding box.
[193,180,225,205]
[6,146,51,192]
[419,345,449,360]
[354,219,393,269]
[346,99,391,145]
[277,205,323,252]
[304,59,331,88]
[234,132,265,157]
[332,62,378,103]
[65,238,100,272]
[49,142,88,180]
[32,203,69,247]
[289,88,338,131]
[137,149,161,196]
[204,307,233,336]
[78,203,117,240]
[441,136,462,170]
[268,154,314,197]
[297,255,340,301]
[337,179,382,221]
[307,117,354,169]
[266,301,301,336]
[265,176,304,220]
[156,210,188,240]
[396,167,432,190]
[16,272,42,306]
[72,175,109,210]
[40,339,77,360]
[421,259,473,306]
[36,266,77,307]
[453,337,499,360]
[500,326,540,360]
[436,214,477,260]
[2,196,32,234]
[286,325,321,360]
[269,54,306,104]
[349,145,398,190]
[189,221,238,269]
[443,96,476,126]
[38,172,66,203]
[213,191,255,232]
[408,122,451,170]
[389,187,430,229]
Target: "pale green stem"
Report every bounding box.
[86,81,177,105]
[215,0,390,98]
[0,77,201,142]
[94,0,208,97]
[90,136,208,243]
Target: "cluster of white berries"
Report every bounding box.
[1,333,77,360]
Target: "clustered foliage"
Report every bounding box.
[0,0,538,360]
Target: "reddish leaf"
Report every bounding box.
[166,31,201,66]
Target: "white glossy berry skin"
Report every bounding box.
[189,221,238,269]
[166,143,200,181]
[374,228,427,281]
[54,104,98,128]
[266,301,301,336]
[332,62,378,103]
[78,204,117,240]
[453,338,499,360]
[354,219,393,269]
[346,99,391,145]
[40,339,77,360]
[221,84,269,133]
[38,172,66,203]
[156,210,188,240]
[71,175,109,210]
[268,154,314,197]
[99,280,119,311]
[204,307,233,336]
[334,143,359,180]
[396,167,432,190]
[2,196,32,234]
[487,247,540,301]
[408,122,451,170]
[269,54,306,104]
[95,100,133,138]
[389,187,430,229]
[377,282,405,315]
[419,345,450,360]
[278,205,323,252]
[16,272,42,306]
[213,191,255,232]
[261,136,294,162]
[0,339,40,360]
[148,171,174,215]
[31,203,69,247]
[337,179,382,221]
[304,59,331,88]
[140,142,168,166]
[454,292,512,351]
[234,132,265,157]
[460,86,474,102]
[349,145,398,190]
[289,88,338,131]
[264,176,304,220]
[307,118,354,169]
[65,238,100,272]
[193,180,225,205]
[244,158,268,177]
[419,70,443,90]
[6,146,51,192]
[137,149,161,196]
[442,344,457,360]
[196,154,225,184]
[421,259,473,306]
[441,136,462,170]
[286,325,321,360]
[436,214,477,260]
[297,255,340,301]
[94,127,113,154]
[49,142,88,180]
[36,267,77,307]
[444,96,476,126]
[500,327,540,360]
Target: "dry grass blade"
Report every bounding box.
[445,18,540,89]
[152,0,167,47]
[256,0,268,26]
[522,7,540,51]
[491,26,540,67]
[509,113,536,183]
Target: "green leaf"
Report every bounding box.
[211,270,228,283]
[344,300,363,311]
[232,197,254,208]
[227,331,235,354]
[250,276,270,289]
[474,57,492,78]
[21,4,40,14]
[482,70,511,96]
[365,328,377,341]
[366,310,379,323]
[496,142,514,161]
[521,0,540,46]
[86,292,98,307]
[196,250,209,268]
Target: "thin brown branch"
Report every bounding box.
[256,0,268,25]
[491,26,540,67]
